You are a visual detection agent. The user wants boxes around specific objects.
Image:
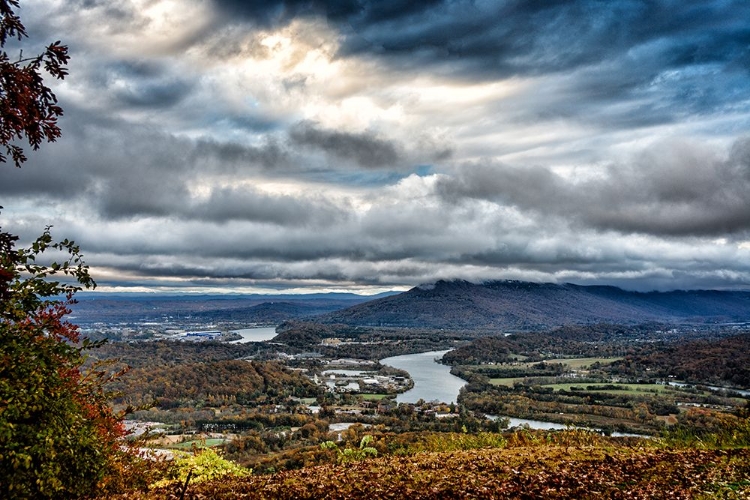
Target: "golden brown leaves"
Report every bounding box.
[104,443,750,499]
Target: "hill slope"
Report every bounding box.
[109,443,750,499]
[317,280,750,329]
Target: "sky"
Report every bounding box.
[1,0,750,294]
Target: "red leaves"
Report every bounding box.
[1,225,121,497]
[0,0,69,168]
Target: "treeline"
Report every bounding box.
[451,362,568,380]
[443,324,657,364]
[110,360,319,408]
[88,340,263,369]
[274,321,462,359]
[606,334,750,388]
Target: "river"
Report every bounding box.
[380,350,467,404]
[485,415,646,437]
[669,381,750,397]
[382,349,648,437]
[229,326,278,343]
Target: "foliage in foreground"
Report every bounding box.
[153,447,251,488]
[0,227,130,498]
[104,434,750,499]
[0,0,69,168]
[320,435,378,464]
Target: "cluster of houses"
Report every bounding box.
[312,365,411,395]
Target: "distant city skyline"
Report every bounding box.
[2,0,749,293]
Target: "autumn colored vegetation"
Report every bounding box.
[108,359,319,408]
[1,3,749,495]
[104,429,750,499]
[607,334,750,388]
[0,227,131,497]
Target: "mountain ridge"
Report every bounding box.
[314,279,750,329]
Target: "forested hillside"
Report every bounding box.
[608,334,750,387]
[110,360,319,408]
[318,280,750,329]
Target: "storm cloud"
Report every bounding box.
[1,0,749,293]
[436,137,750,237]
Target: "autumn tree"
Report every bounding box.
[0,0,68,167]
[0,228,130,498]
[0,1,128,497]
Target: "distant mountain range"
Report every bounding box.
[69,292,397,325]
[316,280,750,330]
[69,282,750,330]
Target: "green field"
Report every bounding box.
[489,377,527,387]
[555,357,622,369]
[483,357,621,372]
[169,438,227,450]
[488,378,725,398]
[489,380,675,394]
[487,357,623,387]
[360,393,391,401]
[543,382,673,394]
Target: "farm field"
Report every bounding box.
[360,393,391,401]
[489,377,526,387]
[169,438,229,450]
[543,383,674,394]
[554,357,622,369]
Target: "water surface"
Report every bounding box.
[229,327,277,343]
[380,350,466,404]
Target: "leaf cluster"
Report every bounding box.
[0,226,131,498]
[320,435,378,464]
[153,447,251,489]
[0,0,69,167]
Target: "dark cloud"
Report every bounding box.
[108,63,195,108]
[207,0,750,130]
[0,106,370,232]
[214,1,749,76]
[184,187,349,226]
[211,0,443,26]
[289,121,400,168]
[4,0,750,293]
[212,0,327,26]
[436,137,750,238]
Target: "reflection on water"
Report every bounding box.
[229,327,277,343]
[380,350,467,404]
[488,415,649,437]
[669,381,750,397]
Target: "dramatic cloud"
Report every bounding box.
[1,0,749,293]
[289,121,401,168]
[436,137,750,237]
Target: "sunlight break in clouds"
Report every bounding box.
[1,0,749,293]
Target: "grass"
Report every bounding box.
[554,357,622,369]
[489,377,527,386]
[168,438,227,450]
[360,394,391,401]
[543,382,674,394]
